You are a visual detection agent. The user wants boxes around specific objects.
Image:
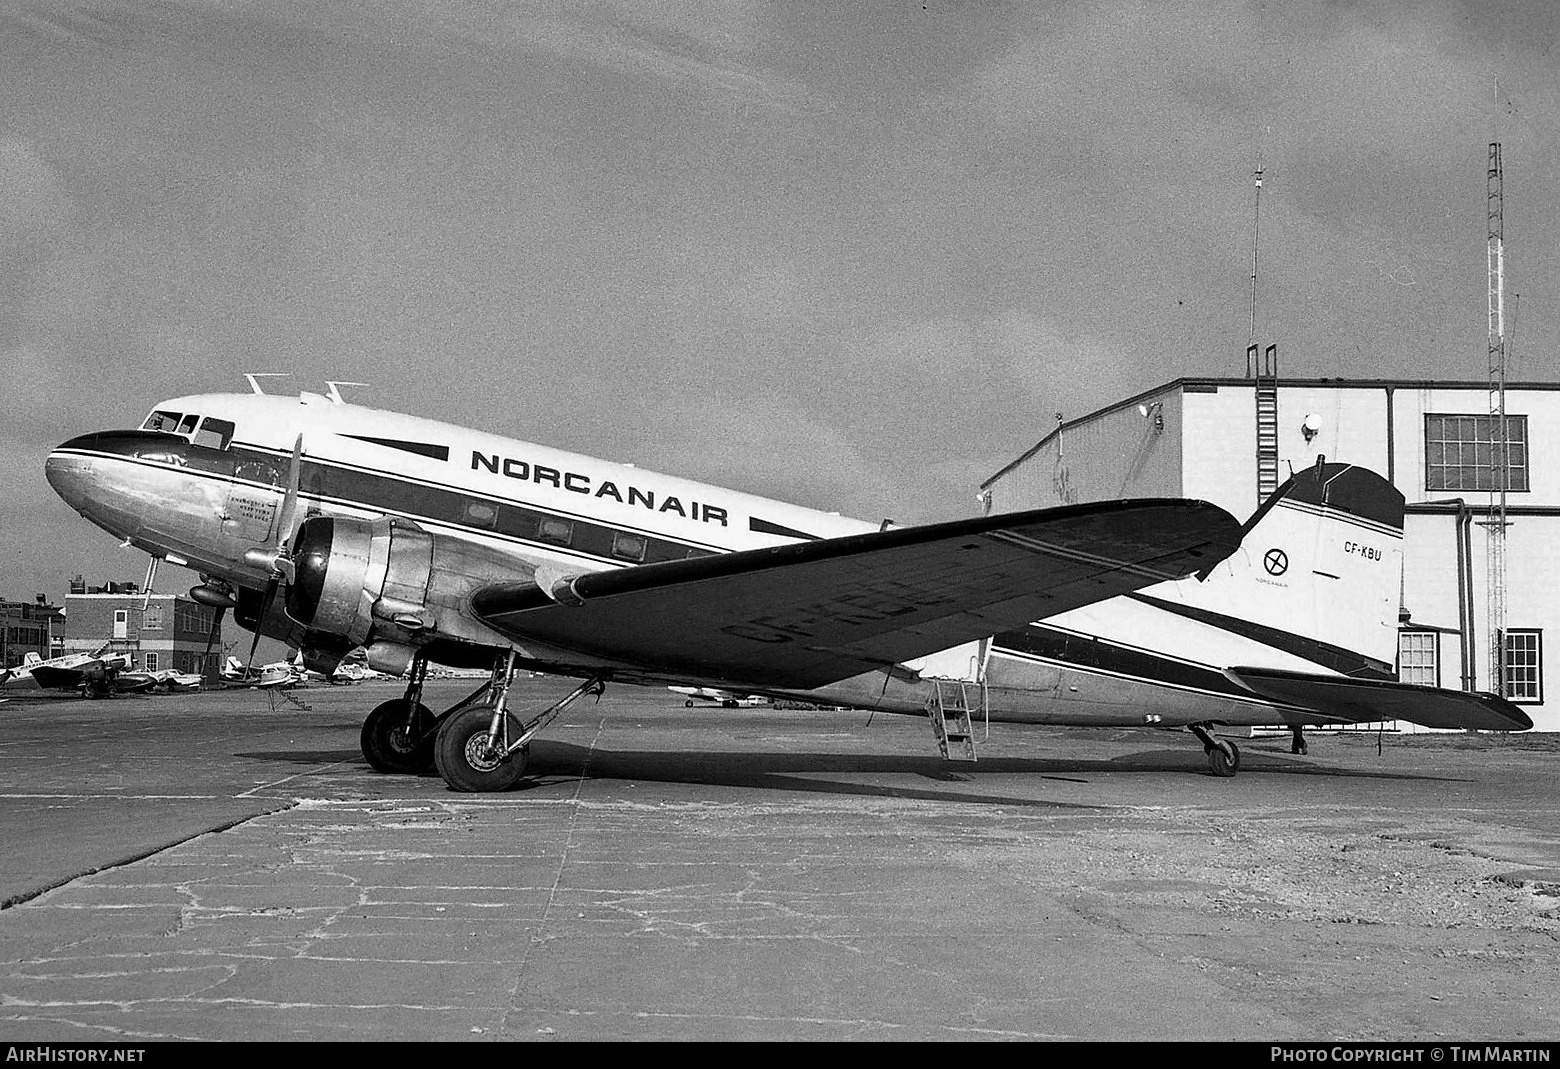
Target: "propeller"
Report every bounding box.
[200,604,226,678]
[240,434,305,672]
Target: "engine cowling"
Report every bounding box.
[284,514,537,666]
[288,515,431,646]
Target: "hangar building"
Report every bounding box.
[981,371,1560,732]
[63,580,224,677]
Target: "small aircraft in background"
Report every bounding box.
[151,669,204,692]
[668,686,765,708]
[1,647,134,695]
[220,655,301,690]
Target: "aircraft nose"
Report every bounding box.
[45,431,152,541]
[45,435,99,511]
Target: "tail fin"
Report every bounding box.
[23,651,42,666]
[1149,461,1404,678]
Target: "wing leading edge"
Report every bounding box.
[471,499,1243,689]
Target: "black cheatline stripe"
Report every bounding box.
[339,434,450,461]
[750,517,821,540]
[1126,593,1395,678]
[62,440,725,569]
[990,624,1259,700]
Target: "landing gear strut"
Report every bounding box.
[1290,726,1308,756]
[360,656,438,774]
[359,654,496,775]
[1188,723,1241,778]
[432,649,606,793]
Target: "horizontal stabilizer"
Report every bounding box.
[1225,666,1532,732]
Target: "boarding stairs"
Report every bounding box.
[926,677,988,762]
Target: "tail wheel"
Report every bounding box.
[361,699,436,774]
[434,704,529,793]
[1207,739,1241,778]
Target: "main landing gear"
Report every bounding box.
[1188,723,1241,778]
[358,650,606,793]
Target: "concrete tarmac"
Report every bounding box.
[1,678,1558,1042]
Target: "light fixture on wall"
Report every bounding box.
[1137,401,1164,433]
[1301,413,1321,444]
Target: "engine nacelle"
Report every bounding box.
[286,514,530,659]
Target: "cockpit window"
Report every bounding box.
[141,410,236,450]
[193,417,235,450]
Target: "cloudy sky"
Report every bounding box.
[3,0,1557,611]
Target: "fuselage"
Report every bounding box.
[46,390,878,594]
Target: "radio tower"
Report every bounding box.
[1485,142,1509,695]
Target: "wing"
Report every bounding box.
[1226,666,1533,732]
[28,664,89,689]
[472,499,1242,689]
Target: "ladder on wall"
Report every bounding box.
[1250,343,1280,506]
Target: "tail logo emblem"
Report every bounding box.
[1264,548,1289,576]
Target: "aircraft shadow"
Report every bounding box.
[237,736,1467,810]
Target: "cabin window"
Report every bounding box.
[143,410,183,433]
[464,501,498,529]
[537,517,574,546]
[235,459,281,487]
[611,532,647,562]
[193,417,235,450]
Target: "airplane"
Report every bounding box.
[1,647,135,696]
[43,386,1530,791]
[219,655,299,690]
[151,668,204,692]
[668,686,764,708]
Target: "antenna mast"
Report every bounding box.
[1485,141,1509,695]
[1249,164,1263,345]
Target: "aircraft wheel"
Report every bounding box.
[685,698,694,707]
[1207,739,1241,778]
[434,705,529,793]
[361,699,436,774]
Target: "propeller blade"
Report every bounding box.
[201,605,226,675]
[274,434,304,565]
[246,577,280,674]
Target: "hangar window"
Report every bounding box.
[1425,414,1529,492]
[1397,631,1438,687]
[1504,630,1542,703]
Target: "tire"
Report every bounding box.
[1207,739,1241,778]
[434,704,529,793]
[360,699,437,774]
